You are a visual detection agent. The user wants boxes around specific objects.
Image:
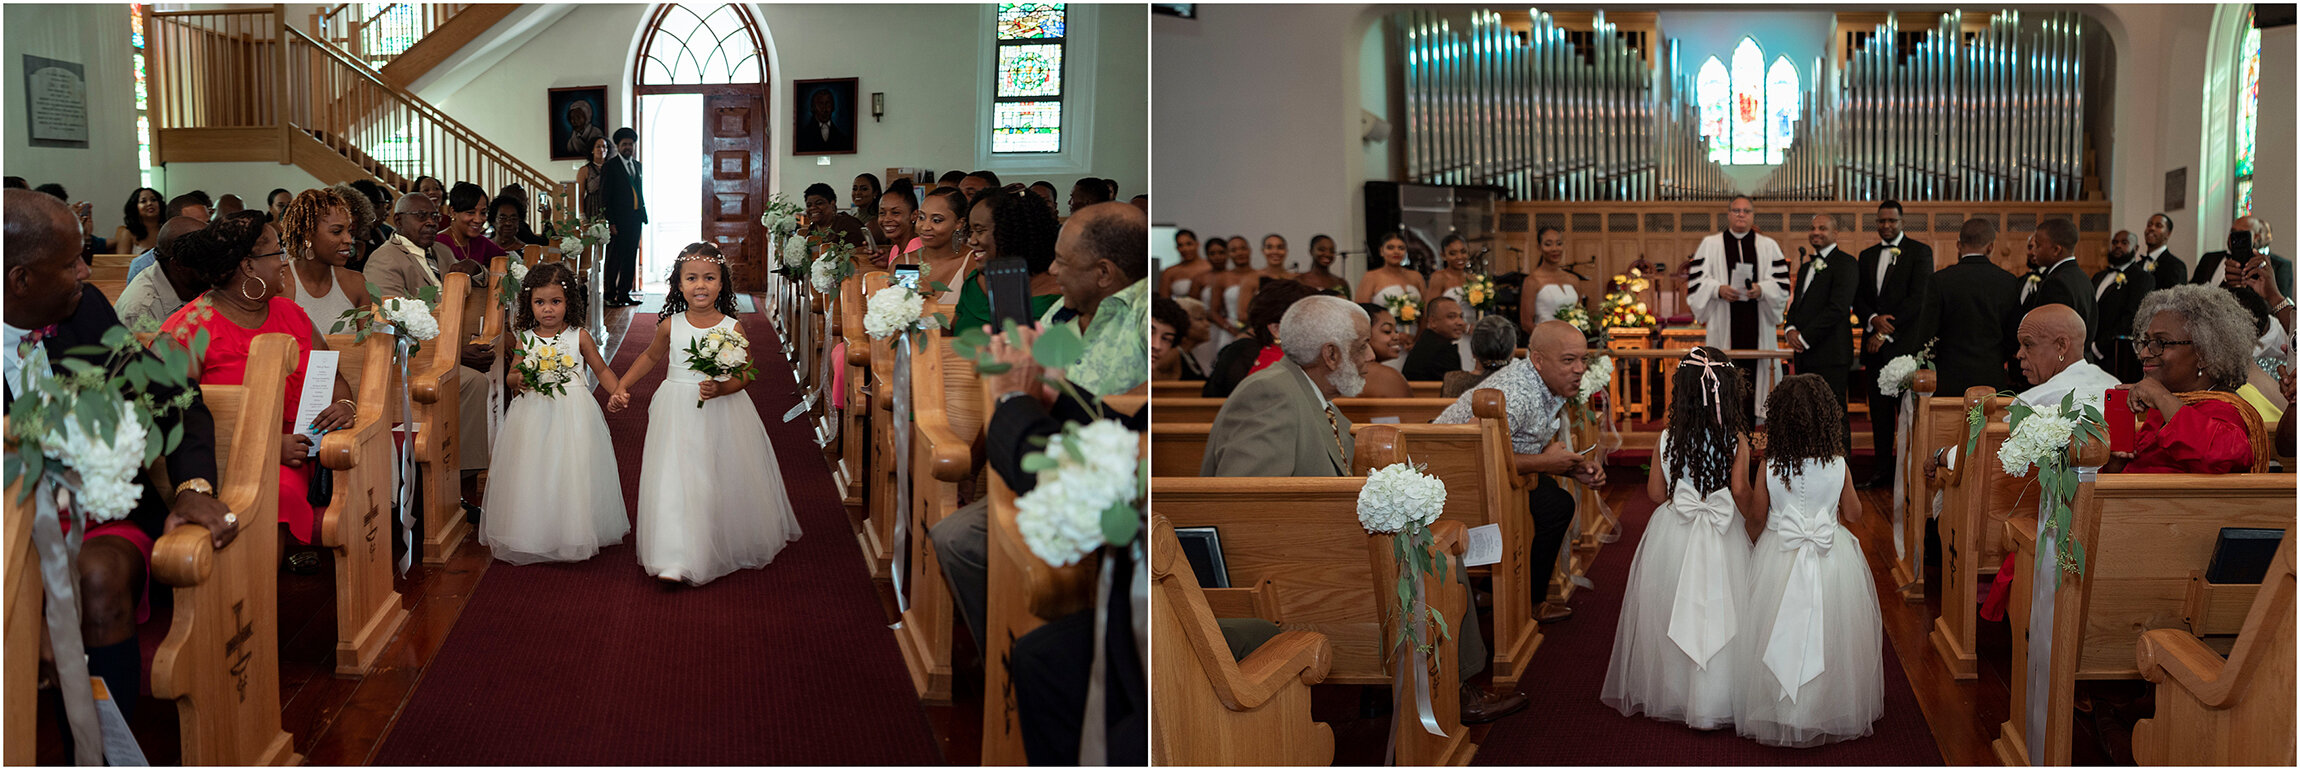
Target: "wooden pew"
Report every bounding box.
[861,272,898,581]
[1149,517,1335,766]
[4,418,38,765]
[1151,396,1456,426]
[1367,391,1543,691]
[94,280,128,305]
[2131,536,2294,766]
[1154,427,1477,765]
[408,278,474,565]
[315,331,408,676]
[1149,379,1446,400]
[1926,385,2017,680]
[150,333,302,765]
[894,330,969,705]
[836,272,875,517]
[1989,428,2295,766]
[1554,400,1611,604]
[90,253,134,285]
[977,389,1125,765]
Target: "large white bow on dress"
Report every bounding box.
[1761,510,1837,701]
[1665,487,1741,668]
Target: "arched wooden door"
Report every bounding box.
[636,4,772,292]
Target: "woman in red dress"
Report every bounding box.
[2109,285,2260,474]
[158,211,358,546]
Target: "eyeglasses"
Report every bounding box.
[251,249,288,262]
[2130,338,2195,356]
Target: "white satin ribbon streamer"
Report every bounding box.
[393,335,416,577]
[1666,488,1741,668]
[33,479,106,765]
[1761,509,1836,701]
[890,335,913,613]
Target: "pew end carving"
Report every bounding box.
[316,331,408,676]
[402,278,473,566]
[2132,537,2295,766]
[1926,385,2016,680]
[1149,517,1334,766]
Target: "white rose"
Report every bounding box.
[1877,354,1919,397]
[39,400,149,523]
[714,346,745,369]
[863,286,926,339]
[781,235,811,269]
[810,258,840,294]
[556,237,580,253]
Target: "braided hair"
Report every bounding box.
[659,242,740,319]
[1662,346,1747,496]
[1763,373,1846,484]
[515,260,588,332]
[276,188,347,260]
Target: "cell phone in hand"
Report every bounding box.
[984,257,1033,330]
[2105,389,2137,454]
[893,264,922,291]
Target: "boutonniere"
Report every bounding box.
[1809,257,1829,273]
[1886,247,1902,259]
[2113,272,2129,287]
[2026,272,2044,286]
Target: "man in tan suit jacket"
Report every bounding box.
[1200,295,1371,477]
[360,189,496,494]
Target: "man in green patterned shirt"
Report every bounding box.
[1051,202,1149,396]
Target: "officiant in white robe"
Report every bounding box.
[1686,197,1791,422]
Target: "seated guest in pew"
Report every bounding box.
[6,190,236,742]
[2108,284,2264,474]
[1400,295,1469,382]
[1199,279,1320,398]
[366,191,496,516]
[932,203,1149,649]
[1157,296,1211,380]
[278,188,377,332]
[1924,304,2122,505]
[440,182,513,268]
[126,193,212,282]
[1442,315,1522,398]
[114,215,208,330]
[158,211,360,551]
[2224,287,2290,421]
[949,187,1065,333]
[800,182,840,230]
[1435,320,1603,624]
[1151,296,1193,380]
[1201,294,1529,722]
[1353,302,1413,398]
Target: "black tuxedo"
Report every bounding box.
[1400,327,1465,382]
[1917,254,2022,397]
[600,155,648,301]
[2193,250,2295,299]
[2091,257,2157,383]
[2143,248,2187,294]
[4,284,218,540]
[1852,236,1933,465]
[1789,245,1859,447]
[794,121,853,154]
[2015,257,2097,388]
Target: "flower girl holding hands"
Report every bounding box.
[480,262,631,564]
[1734,374,1884,748]
[1601,347,1756,730]
[609,244,802,586]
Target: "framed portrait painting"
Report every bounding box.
[549,86,610,161]
[792,78,858,156]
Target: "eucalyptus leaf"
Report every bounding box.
[1020,452,1056,473]
[1099,502,1140,547]
[1032,322,1085,369]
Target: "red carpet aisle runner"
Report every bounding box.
[372,304,943,765]
[1469,485,1943,766]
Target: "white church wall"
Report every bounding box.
[159,162,327,208]
[4,3,145,238]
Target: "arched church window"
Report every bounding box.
[2236,8,2259,217]
[1695,37,1801,167]
[993,3,1067,153]
[638,4,765,86]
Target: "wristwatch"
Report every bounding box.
[998,390,1033,406]
[174,478,215,498]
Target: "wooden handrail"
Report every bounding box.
[153,8,277,17]
[280,25,552,192]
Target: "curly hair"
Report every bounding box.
[120,187,163,241]
[1764,373,1846,484]
[972,187,1061,274]
[2133,284,2255,391]
[1663,346,1748,496]
[174,210,271,294]
[659,242,741,319]
[330,182,377,236]
[277,188,348,259]
[515,261,587,332]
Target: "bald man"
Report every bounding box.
[114,215,208,329]
[2091,229,2157,383]
[1435,320,1601,624]
[1929,303,2119,492]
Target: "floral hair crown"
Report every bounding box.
[677,250,726,265]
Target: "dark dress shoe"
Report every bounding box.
[1536,602,1574,623]
[461,501,482,525]
[1459,686,1529,724]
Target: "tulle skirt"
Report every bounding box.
[1733,525,1886,748]
[1599,503,1752,730]
[479,388,628,564]
[635,379,802,585]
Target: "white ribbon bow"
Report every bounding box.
[1665,487,1742,668]
[1761,510,1836,701]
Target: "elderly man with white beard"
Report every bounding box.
[1200,295,1375,477]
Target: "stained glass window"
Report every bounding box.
[998,3,1065,39]
[994,3,1064,153]
[638,4,764,86]
[132,4,151,189]
[1764,57,1799,165]
[1729,39,1765,165]
[2236,11,2258,217]
[1692,38,1800,167]
[1696,58,1729,163]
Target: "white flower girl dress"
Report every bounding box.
[480,327,628,564]
[1734,454,1884,747]
[1600,429,1752,729]
[635,313,804,585]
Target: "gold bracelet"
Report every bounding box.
[336,399,356,410]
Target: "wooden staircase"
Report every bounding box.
[149,5,548,203]
[309,3,519,88]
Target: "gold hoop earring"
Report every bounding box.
[242,274,268,301]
